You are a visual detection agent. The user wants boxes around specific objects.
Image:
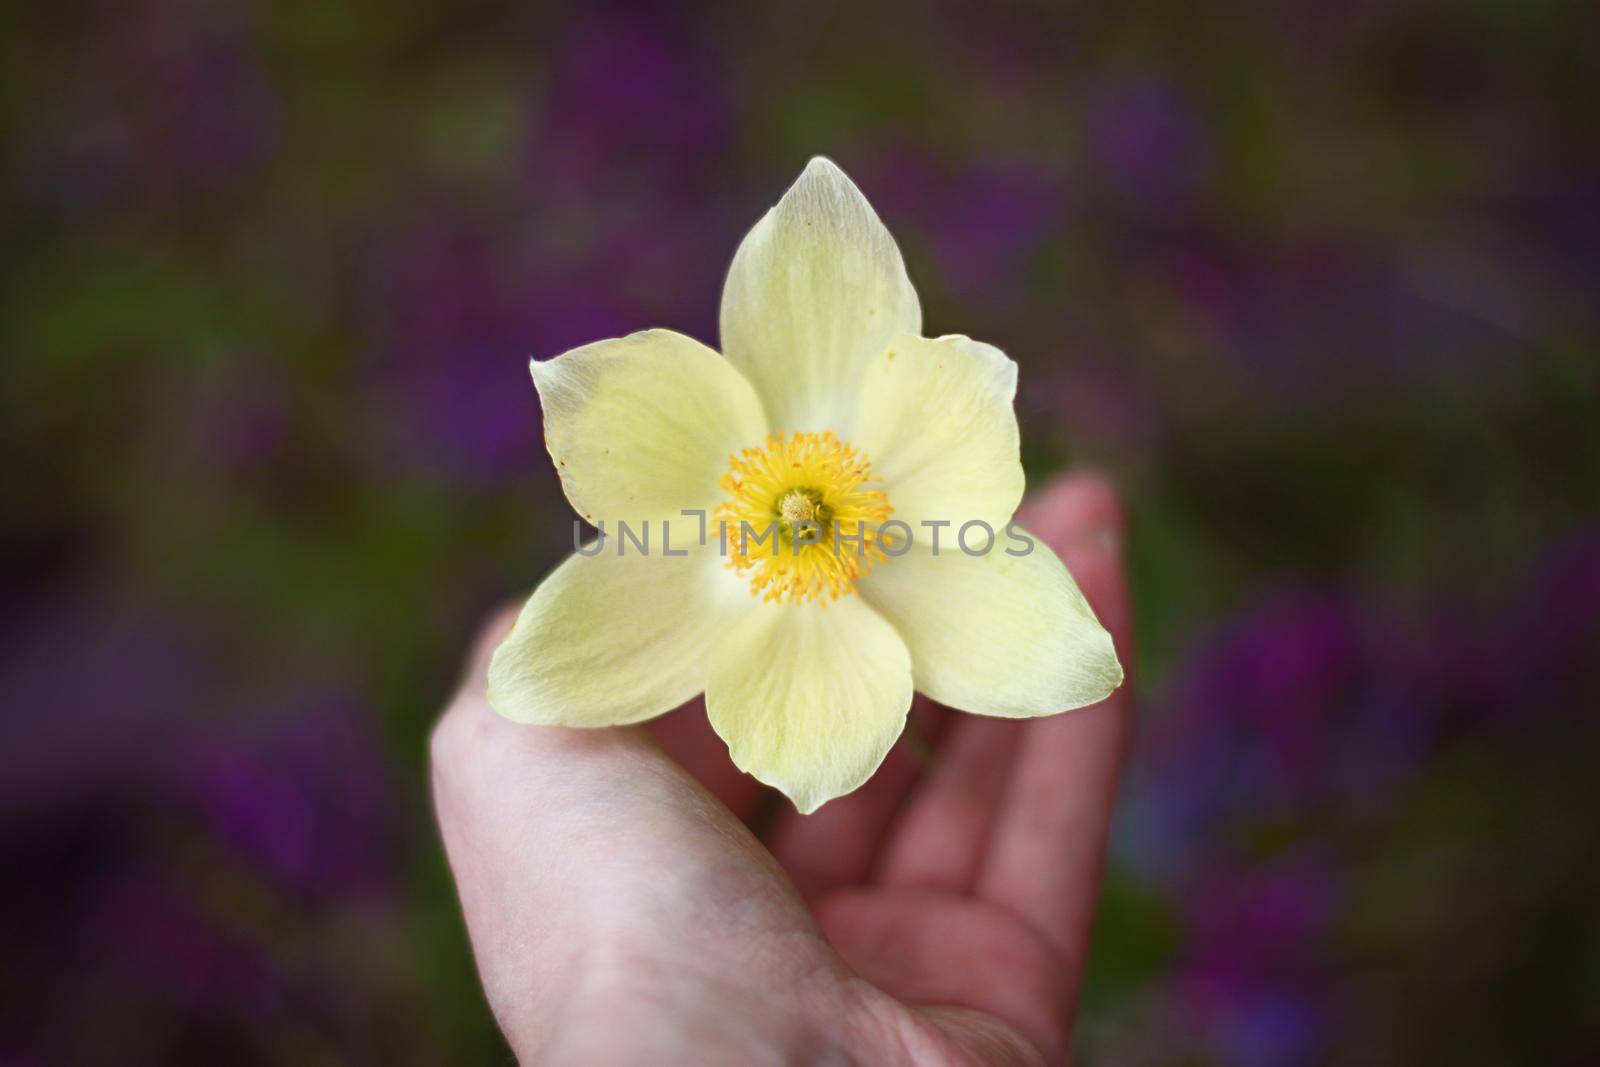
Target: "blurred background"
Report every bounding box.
[4,1,1598,1063]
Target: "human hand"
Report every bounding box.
[431,471,1132,1066]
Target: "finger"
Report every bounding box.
[769,698,947,898]
[431,610,788,1059]
[976,472,1133,978]
[872,473,1116,896]
[874,709,1020,891]
[816,886,1068,1063]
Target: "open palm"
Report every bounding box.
[432,473,1132,1066]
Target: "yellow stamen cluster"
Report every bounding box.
[714,431,893,604]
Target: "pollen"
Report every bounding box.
[778,490,817,525]
[714,431,893,604]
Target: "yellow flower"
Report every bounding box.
[488,158,1123,813]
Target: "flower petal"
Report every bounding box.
[859,532,1122,718]
[720,157,921,434]
[532,329,768,528]
[706,598,913,813]
[851,333,1025,530]
[488,545,751,726]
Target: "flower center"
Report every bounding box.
[778,490,818,526]
[714,432,893,604]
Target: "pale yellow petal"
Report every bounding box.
[706,598,913,813]
[859,532,1122,718]
[488,544,751,726]
[720,157,921,434]
[851,333,1025,530]
[532,329,768,528]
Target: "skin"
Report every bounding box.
[431,472,1133,1066]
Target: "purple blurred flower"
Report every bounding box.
[1087,80,1212,215]
[1209,989,1324,1067]
[1112,528,1600,1064]
[516,6,739,339]
[362,207,553,482]
[364,14,741,483]
[1171,857,1337,1067]
[867,149,1066,302]
[1180,860,1337,990]
[0,583,210,829]
[1123,592,1379,877]
[527,6,733,203]
[85,865,281,1016]
[185,692,397,903]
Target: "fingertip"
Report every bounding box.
[1022,469,1124,553]
[1027,472,1133,671]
